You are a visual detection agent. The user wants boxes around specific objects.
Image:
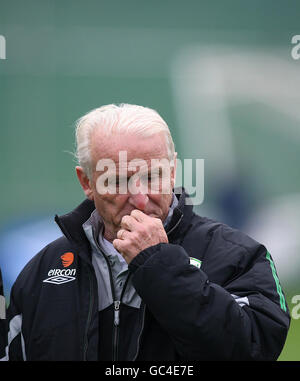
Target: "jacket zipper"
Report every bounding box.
[113,300,120,360]
[92,231,132,361]
[112,272,131,360]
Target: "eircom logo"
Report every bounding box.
[43,252,76,285]
[61,252,74,267]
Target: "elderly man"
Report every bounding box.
[7,104,289,361]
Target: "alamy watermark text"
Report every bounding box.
[94,152,204,205]
[0,35,6,60]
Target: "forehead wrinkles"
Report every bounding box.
[90,130,169,165]
[119,159,149,171]
[98,159,171,178]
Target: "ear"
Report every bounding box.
[170,152,177,190]
[75,166,94,200]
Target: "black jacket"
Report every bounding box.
[6,191,290,360]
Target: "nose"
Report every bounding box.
[128,192,149,211]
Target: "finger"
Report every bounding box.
[112,238,138,265]
[120,215,140,231]
[113,238,127,253]
[117,229,129,240]
[130,209,149,222]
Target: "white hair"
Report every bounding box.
[75,103,175,178]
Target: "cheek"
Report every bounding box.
[148,194,162,204]
[94,194,129,217]
[149,194,172,213]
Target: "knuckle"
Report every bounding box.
[131,209,142,220]
[121,215,128,223]
[112,239,119,249]
[121,215,130,226]
[154,217,163,226]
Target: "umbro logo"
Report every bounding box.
[43,275,76,285]
[43,252,76,285]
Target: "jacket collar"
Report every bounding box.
[166,188,194,243]
[54,188,194,260]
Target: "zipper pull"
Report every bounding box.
[114,301,120,326]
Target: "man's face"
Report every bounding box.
[77,129,176,241]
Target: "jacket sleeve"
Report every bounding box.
[129,237,290,360]
[5,279,26,361]
[0,268,7,360]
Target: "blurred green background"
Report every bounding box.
[0,0,299,360]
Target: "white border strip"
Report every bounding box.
[231,294,250,308]
[5,314,26,360]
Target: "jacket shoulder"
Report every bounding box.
[12,235,73,292]
[182,213,267,283]
[189,213,264,254]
